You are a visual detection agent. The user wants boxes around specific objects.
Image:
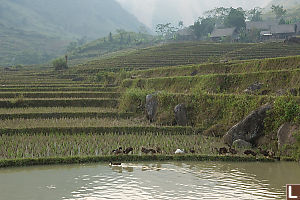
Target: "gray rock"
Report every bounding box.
[145,93,158,122]
[191,70,198,76]
[277,123,298,149]
[232,139,252,149]
[223,104,272,145]
[174,104,188,126]
[244,82,263,94]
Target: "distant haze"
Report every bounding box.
[117,0,272,28]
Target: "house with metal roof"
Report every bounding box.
[246,21,278,31]
[210,28,238,41]
[270,24,297,38]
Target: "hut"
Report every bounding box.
[210,28,237,42]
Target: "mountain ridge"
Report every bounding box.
[0,0,144,66]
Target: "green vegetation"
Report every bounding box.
[52,57,68,71]
[0,41,299,167]
[0,133,222,159]
[68,32,160,65]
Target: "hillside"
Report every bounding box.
[67,32,160,66]
[0,0,144,66]
[67,42,300,76]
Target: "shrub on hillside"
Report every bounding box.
[52,58,68,70]
[96,71,115,84]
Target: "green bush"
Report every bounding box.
[270,97,300,129]
[96,71,116,84]
[119,88,152,113]
[52,58,68,71]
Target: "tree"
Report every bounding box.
[116,29,127,44]
[247,7,262,22]
[52,57,68,71]
[204,7,230,25]
[192,17,215,39]
[178,21,184,29]
[224,7,246,30]
[127,34,131,44]
[108,32,113,42]
[271,5,287,19]
[155,23,177,39]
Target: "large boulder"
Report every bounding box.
[145,93,158,122]
[223,104,272,145]
[174,104,188,126]
[232,139,252,149]
[277,123,298,149]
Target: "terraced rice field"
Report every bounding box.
[70,42,300,75]
[0,133,222,159]
[0,71,196,161]
[0,41,299,165]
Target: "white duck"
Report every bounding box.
[175,149,185,154]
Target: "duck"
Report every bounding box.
[244,150,257,156]
[175,149,185,154]
[228,146,237,155]
[268,150,275,158]
[190,149,195,154]
[112,147,123,155]
[109,162,122,166]
[149,148,157,154]
[258,147,269,157]
[215,147,228,155]
[141,147,151,154]
[123,147,133,154]
[156,147,162,154]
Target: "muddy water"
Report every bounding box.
[0,161,299,200]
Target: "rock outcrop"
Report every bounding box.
[145,93,158,122]
[223,104,272,145]
[232,139,252,149]
[277,123,298,149]
[174,104,188,126]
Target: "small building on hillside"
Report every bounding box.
[176,27,195,40]
[210,28,238,42]
[270,24,297,39]
[246,21,278,31]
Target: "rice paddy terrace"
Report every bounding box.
[0,41,300,167]
[70,41,300,74]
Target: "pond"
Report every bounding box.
[0,161,299,200]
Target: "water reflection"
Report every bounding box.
[0,162,299,200]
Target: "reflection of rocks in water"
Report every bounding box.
[110,166,123,173]
[141,164,162,171]
[110,164,134,173]
[123,167,133,173]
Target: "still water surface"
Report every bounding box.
[0,161,299,200]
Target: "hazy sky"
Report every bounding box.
[117,0,272,28]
